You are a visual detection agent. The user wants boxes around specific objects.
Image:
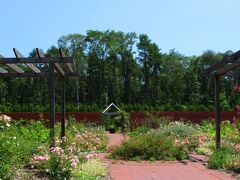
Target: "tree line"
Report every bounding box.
[0,30,239,112]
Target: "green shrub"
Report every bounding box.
[110,131,188,161]
[195,141,214,156]
[0,120,49,179]
[129,126,151,137]
[103,116,116,131]
[221,120,235,137]
[159,121,196,138]
[72,159,107,180]
[103,114,126,132]
[208,147,233,169]
[200,120,235,138]
[227,156,240,173]
[47,153,73,180]
[200,120,216,137]
[207,142,240,173]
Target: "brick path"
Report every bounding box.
[99,133,236,180]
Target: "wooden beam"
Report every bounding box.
[49,63,55,147]
[6,64,24,73]
[61,77,65,138]
[225,70,240,77]
[38,48,73,66]
[213,61,240,76]
[229,50,240,62]
[215,76,221,149]
[201,59,230,76]
[0,54,24,73]
[0,72,48,78]
[59,48,74,72]
[0,57,73,64]
[66,63,74,72]
[201,50,240,76]
[54,63,65,77]
[0,67,8,73]
[36,48,44,60]
[0,72,79,78]
[36,48,65,77]
[13,48,41,73]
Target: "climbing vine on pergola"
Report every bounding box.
[0,48,79,146]
[201,50,240,149]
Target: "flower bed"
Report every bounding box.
[0,115,108,179]
[0,116,49,179]
[110,118,240,175]
[109,131,189,161]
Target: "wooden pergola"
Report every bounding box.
[201,50,240,149]
[0,48,79,146]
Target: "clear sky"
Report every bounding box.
[1,0,240,57]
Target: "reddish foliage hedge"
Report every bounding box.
[4,112,102,123]
[3,111,237,129]
[130,111,236,129]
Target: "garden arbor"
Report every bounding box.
[201,50,240,149]
[102,103,125,133]
[0,48,79,146]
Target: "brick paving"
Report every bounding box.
[99,133,236,180]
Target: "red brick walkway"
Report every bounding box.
[99,133,235,180]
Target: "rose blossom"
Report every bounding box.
[50,146,64,155]
[32,155,49,161]
[233,144,240,152]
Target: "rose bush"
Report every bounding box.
[30,128,105,179]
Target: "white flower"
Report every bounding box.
[6,123,10,127]
[0,115,11,123]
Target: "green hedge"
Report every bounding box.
[0,103,226,112]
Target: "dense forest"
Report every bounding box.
[0,30,239,112]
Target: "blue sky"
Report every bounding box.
[1,0,240,57]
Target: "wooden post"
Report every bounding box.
[49,63,55,147]
[61,77,66,138]
[215,76,221,149]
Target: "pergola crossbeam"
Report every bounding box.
[0,72,78,78]
[0,67,8,73]
[60,48,74,72]
[66,63,74,73]
[0,57,73,64]
[213,61,240,76]
[0,54,24,73]
[201,51,240,76]
[225,70,240,77]
[6,64,24,73]
[201,59,230,75]
[36,48,65,77]
[13,48,41,73]
[54,63,65,77]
